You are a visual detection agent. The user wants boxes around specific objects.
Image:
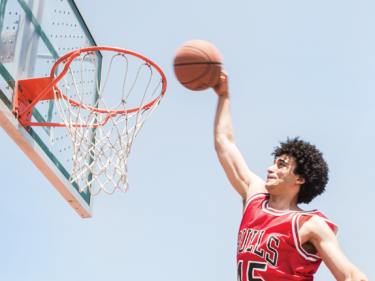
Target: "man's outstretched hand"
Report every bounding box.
[213,71,229,97]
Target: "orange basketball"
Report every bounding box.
[173,40,222,91]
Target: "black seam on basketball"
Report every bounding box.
[174,62,222,66]
[181,63,212,86]
[177,45,213,85]
[182,45,212,62]
[207,64,220,88]
[175,44,221,88]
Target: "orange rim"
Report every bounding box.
[51,46,167,114]
[19,46,167,127]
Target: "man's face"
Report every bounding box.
[265,154,304,195]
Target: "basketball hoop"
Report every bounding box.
[13,47,167,195]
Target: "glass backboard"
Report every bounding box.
[0,0,102,218]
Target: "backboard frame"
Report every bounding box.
[0,0,104,218]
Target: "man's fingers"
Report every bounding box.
[213,70,229,96]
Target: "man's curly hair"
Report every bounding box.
[272,137,329,204]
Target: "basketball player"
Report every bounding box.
[213,71,368,281]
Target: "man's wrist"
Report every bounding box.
[217,90,229,97]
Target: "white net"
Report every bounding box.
[53,51,164,195]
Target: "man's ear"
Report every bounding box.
[296,176,305,185]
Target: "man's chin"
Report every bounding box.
[265,183,275,192]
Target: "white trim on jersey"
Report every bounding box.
[262,200,318,216]
[244,193,269,213]
[292,213,339,261]
[292,213,321,261]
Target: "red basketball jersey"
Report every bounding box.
[237,193,338,281]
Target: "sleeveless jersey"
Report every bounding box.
[237,193,338,281]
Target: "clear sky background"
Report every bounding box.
[0,0,374,280]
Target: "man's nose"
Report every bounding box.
[267,164,276,173]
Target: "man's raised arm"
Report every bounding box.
[213,71,266,202]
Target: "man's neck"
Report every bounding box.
[268,193,302,212]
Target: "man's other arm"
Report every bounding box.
[300,216,368,281]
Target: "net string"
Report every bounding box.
[53,51,163,195]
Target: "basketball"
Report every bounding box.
[173,40,222,91]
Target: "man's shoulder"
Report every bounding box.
[303,215,330,232]
[299,213,339,241]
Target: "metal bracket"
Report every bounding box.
[12,77,55,128]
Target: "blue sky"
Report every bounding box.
[0,0,374,280]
